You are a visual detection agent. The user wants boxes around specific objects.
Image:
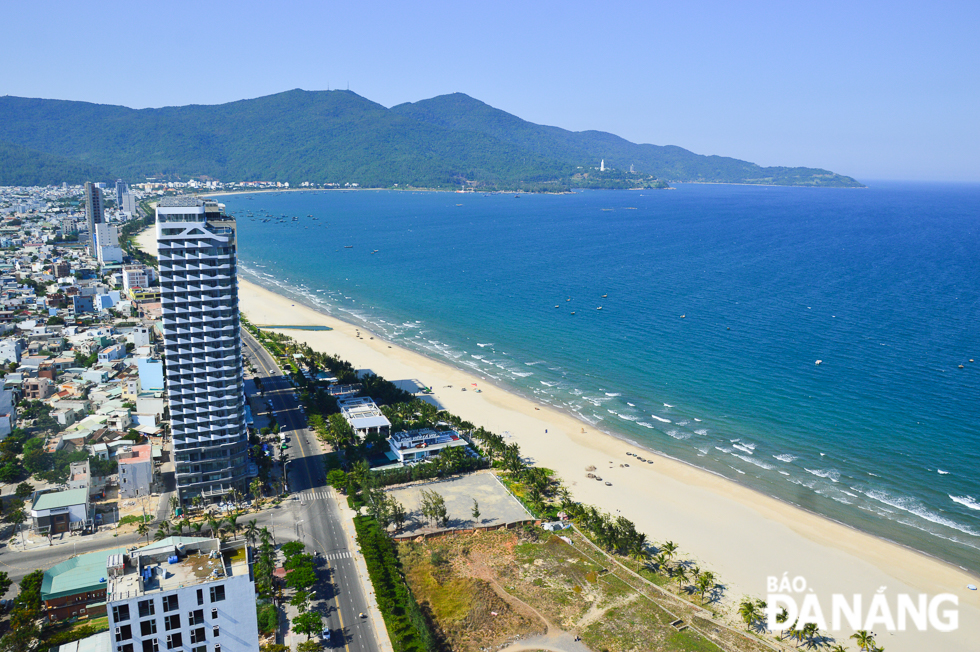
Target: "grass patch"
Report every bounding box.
[118,514,153,525]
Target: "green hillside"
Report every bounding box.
[0,140,111,186]
[0,90,863,189]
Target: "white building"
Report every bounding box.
[387,428,469,464]
[118,444,154,499]
[0,339,22,365]
[132,325,152,347]
[157,197,248,504]
[106,537,259,652]
[30,488,91,534]
[0,388,15,440]
[95,223,124,264]
[337,396,391,438]
[122,265,155,295]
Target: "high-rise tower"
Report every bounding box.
[115,179,128,206]
[84,182,104,255]
[156,196,248,503]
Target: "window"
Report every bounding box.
[192,647,206,652]
[140,620,157,636]
[214,645,220,652]
[196,589,204,606]
[209,585,225,602]
[210,608,218,620]
[138,600,155,618]
[190,629,206,645]
[141,640,159,652]
[164,614,181,631]
[188,610,204,626]
[212,626,219,637]
[115,625,132,642]
[112,605,131,622]
[163,594,179,612]
[119,645,134,652]
[165,634,182,650]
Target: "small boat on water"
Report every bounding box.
[597,306,602,310]
[344,245,353,248]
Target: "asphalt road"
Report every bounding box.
[242,329,378,652]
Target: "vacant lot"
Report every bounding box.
[386,471,533,537]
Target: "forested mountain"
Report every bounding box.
[0,140,111,186]
[0,90,862,189]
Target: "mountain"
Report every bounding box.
[0,140,111,186]
[0,90,863,189]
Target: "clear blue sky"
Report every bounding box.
[2,0,977,182]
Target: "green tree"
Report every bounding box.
[326,469,348,493]
[0,463,20,484]
[471,498,480,522]
[14,482,33,499]
[851,630,874,651]
[292,610,321,641]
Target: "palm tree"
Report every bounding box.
[673,566,688,591]
[223,514,241,540]
[136,521,150,544]
[191,521,204,535]
[660,540,678,563]
[696,571,715,604]
[169,495,179,516]
[802,623,820,649]
[250,478,263,506]
[245,520,258,548]
[191,495,203,511]
[850,631,874,651]
[829,645,849,652]
[738,598,759,630]
[207,517,221,537]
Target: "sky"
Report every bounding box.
[1,0,978,182]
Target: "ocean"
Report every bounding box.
[222,182,980,573]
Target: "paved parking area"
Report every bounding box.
[385,471,533,536]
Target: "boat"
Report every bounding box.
[344,245,353,249]
[602,294,607,298]
[597,307,602,310]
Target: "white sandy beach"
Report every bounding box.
[137,228,979,650]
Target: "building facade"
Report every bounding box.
[106,538,259,652]
[84,182,104,255]
[119,444,154,499]
[157,197,248,503]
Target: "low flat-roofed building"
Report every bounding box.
[387,428,468,464]
[54,632,111,652]
[42,547,126,621]
[31,487,91,534]
[338,396,391,438]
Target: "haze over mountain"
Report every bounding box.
[0,89,863,189]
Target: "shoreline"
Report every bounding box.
[135,228,980,651]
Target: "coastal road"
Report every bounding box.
[242,329,380,652]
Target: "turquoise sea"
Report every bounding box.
[223,183,980,573]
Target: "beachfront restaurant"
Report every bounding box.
[338,396,391,439]
[387,428,468,464]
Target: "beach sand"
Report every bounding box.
[137,228,979,650]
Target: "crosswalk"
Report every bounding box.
[297,490,330,501]
[323,551,352,561]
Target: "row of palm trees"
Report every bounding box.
[135,511,261,546]
[737,599,883,651]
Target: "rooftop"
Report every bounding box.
[107,537,249,602]
[389,428,463,449]
[32,487,88,511]
[157,196,204,207]
[55,631,110,652]
[118,443,151,465]
[42,547,127,600]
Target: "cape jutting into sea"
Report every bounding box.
[222,182,980,573]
